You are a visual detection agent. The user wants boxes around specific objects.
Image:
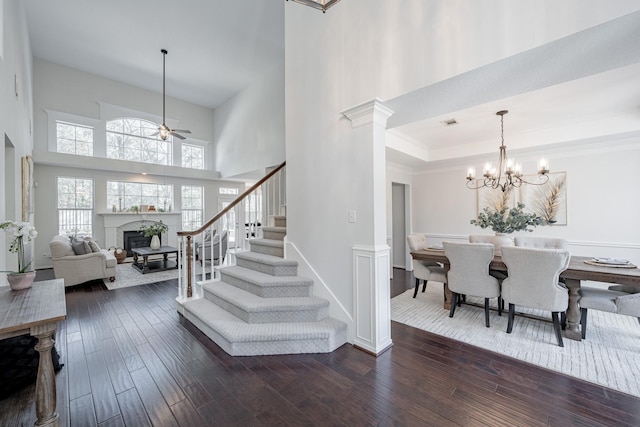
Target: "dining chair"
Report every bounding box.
[501,246,570,346]
[407,234,446,299]
[443,242,501,327]
[469,235,508,282]
[578,285,640,339]
[514,236,568,249]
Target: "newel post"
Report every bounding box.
[186,235,192,298]
[341,98,394,355]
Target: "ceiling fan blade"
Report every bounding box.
[172,132,186,140]
[172,129,191,134]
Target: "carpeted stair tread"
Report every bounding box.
[250,238,284,248]
[235,251,296,267]
[183,298,346,342]
[261,226,286,233]
[218,266,312,289]
[203,282,329,313]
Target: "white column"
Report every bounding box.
[341,98,394,355]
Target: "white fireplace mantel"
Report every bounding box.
[98,212,182,249]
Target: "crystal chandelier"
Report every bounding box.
[286,0,341,13]
[466,110,549,192]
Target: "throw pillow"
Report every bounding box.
[86,238,100,253]
[71,238,88,255]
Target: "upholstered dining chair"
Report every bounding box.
[514,236,568,250]
[407,234,447,299]
[501,246,571,346]
[443,242,501,327]
[578,285,640,339]
[469,235,508,282]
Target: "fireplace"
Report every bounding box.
[123,231,162,257]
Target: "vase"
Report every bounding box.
[491,233,514,256]
[6,271,36,291]
[150,235,161,250]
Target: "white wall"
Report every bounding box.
[33,59,215,152]
[285,0,640,335]
[1,1,33,275]
[213,61,285,178]
[411,137,640,265]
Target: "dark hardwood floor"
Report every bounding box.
[1,268,639,426]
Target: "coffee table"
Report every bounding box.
[131,246,178,274]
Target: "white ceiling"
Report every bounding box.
[23,0,285,109]
[23,2,640,170]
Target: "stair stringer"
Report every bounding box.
[284,237,354,344]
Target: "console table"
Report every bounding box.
[0,279,66,427]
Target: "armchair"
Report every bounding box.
[197,230,228,266]
[49,236,116,287]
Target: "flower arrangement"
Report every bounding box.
[138,220,168,237]
[470,203,546,234]
[1,220,38,273]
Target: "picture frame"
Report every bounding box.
[519,171,567,226]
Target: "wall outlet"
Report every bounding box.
[348,210,356,223]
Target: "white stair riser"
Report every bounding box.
[274,218,286,227]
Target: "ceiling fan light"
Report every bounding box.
[159,126,170,141]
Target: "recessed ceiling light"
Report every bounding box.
[440,118,458,126]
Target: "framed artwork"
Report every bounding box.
[21,155,33,221]
[477,181,515,215]
[519,172,567,225]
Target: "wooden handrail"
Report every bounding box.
[177,161,286,238]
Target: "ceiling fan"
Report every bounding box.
[155,49,191,141]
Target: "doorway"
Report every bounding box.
[391,182,410,270]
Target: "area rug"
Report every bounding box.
[391,286,640,397]
[103,262,203,290]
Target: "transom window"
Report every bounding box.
[181,185,204,231]
[219,187,239,195]
[56,121,94,156]
[107,181,173,212]
[106,118,172,165]
[57,177,93,236]
[182,143,204,170]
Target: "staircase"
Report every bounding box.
[181,215,348,356]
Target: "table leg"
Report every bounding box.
[564,278,582,341]
[143,255,149,273]
[163,252,168,267]
[443,264,452,310]
[31,323,59,427]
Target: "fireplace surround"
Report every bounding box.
[99,212,181,255]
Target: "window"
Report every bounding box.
[182,143,204,169]
[56,121,94,156]
[106,118,171,165]
[107,181,173,212]
[57,177,93,236]
[181,185,204,231]
[219,187,239,195]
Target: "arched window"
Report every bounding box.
[106,118,172,165]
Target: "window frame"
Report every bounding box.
[181,185,204,231]
[57,177,94,236]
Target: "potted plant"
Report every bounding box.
[1,220,38,290]
[470,203,546,254]
[138,220,168,250]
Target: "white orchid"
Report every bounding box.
[1,220,38,273]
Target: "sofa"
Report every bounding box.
[49,235,117,287]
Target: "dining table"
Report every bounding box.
[411,248,640,341]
